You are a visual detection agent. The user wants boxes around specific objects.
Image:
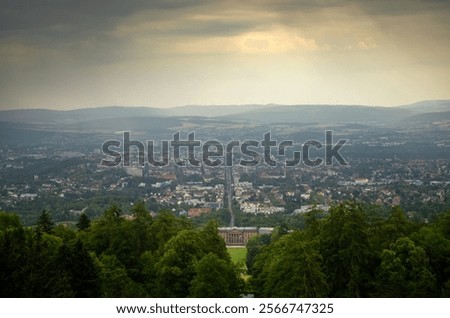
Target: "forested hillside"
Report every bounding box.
[0,204,243,297]
[247,203,450,297]
[1,202,449,297]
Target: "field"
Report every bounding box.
[227,247,247,264]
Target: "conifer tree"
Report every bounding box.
[36,210,54,234]
[76,213,91,231]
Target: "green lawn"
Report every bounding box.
[227,247,247,264]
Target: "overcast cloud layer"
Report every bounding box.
[1,0,449,109]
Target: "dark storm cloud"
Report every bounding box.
[0,0,207,38]
[0,0,128,36]
[0,0,448,109]
[1,0,449,42]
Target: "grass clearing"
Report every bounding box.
[227,247,247,264]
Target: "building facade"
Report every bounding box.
[218,227,273,246]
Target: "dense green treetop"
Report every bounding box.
[1,201,450,297]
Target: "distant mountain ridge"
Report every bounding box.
[0,100,449,127]
[398,100,450,113]
[221,105,411,124]
[0,106,162,124]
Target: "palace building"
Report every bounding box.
[218,227,273,246]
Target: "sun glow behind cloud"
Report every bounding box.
[0,0,449,109]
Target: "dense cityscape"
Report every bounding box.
[1,116,449,226]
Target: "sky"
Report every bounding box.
[0,0,449,110]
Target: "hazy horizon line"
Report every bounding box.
[1,99,449,112]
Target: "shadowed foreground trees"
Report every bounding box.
[1,201,450,297]
[248,202,450,297]
[0,206,243,297]
[376,237,437,297]
[190,253,244,297]
[251,231,328,297]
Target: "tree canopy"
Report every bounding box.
[1,201,450,297]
